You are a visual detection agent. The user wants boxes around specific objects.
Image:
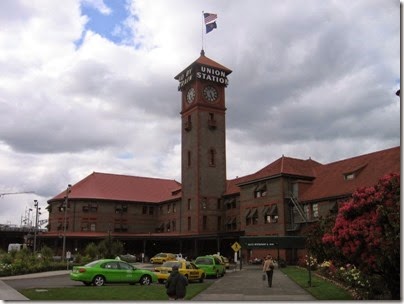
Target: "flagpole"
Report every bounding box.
[201,11,204,53]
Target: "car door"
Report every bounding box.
[213,257,224,275]
[102,261,122,282]
[187,263,199,281]
[118,261,136,283]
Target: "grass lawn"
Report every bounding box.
[280,266,353,300]
[20,282,212,301]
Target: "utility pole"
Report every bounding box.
[33,200,41,253]
[62,184,72,261]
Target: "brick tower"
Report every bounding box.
[175,50,232,234]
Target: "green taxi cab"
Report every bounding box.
[194,255,226,278]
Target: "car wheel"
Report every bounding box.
[158,279,165,284]
[199,274,205,283]
[216,271,220,278]
[93,275,105,287]
[140,275,152,285]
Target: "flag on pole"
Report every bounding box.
[204,12,217,34]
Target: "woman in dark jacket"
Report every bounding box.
[165,265,188,300]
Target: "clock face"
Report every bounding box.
[186,87,196,103]
[203,85,218,103]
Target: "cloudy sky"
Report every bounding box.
[0,0,400,226]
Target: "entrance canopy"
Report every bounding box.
[240,236,306,249]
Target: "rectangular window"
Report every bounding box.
[254,183,267,198]
[149,206,154,215]
[304,204,310,220]
[81,222,88,231]
[217,199,221,210]
[115,204,128,214]
[209,149,216,166]
[90,223,96,231]
[313,203,318,218]
[172,220,176,232]
[142,206,148,215]
[264,204,278,224]
[90,203,98,212]
[167,204,171,213]
[187,150,191,167]
[173,203,176,213]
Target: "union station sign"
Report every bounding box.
[177,65,229,90]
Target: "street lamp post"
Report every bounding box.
[61,184,72,261]
[33,200,41,253]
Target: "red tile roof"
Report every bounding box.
[49,147,399,205]
[225,146,400,201]
[174,51,232,80]
[48,172,182,203]
[299,146,400,201]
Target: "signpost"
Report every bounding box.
[231,242,242,270]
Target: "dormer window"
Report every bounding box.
[343,163,367,181]
[344,173,355,180]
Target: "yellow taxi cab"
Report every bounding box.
[154,260,205,283]
[213,254,230,269]
[149,253,176,264]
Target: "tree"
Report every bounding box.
[322,172,400,299]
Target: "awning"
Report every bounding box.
[224,198,236,205]
[226,217,236,224]
[251,208,258,218]
[268,204,278,216]
[254,184,266,191]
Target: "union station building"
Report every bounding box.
[41,51,400,263]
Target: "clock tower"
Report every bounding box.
[175,50,232,234]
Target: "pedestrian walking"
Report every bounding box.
[165,264,188,300]
[262,254,275,287]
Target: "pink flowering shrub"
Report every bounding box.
[322,173,400,299]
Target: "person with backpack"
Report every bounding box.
[262,254,275,287]
[165,264,188,300]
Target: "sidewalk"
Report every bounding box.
[192,264,316,301]
[0,270,69,301]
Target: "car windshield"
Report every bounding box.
[156,253,166,257]
[162,261,180,268]
[195,258,213,265]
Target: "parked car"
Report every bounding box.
[154,260,205,283]
[213,254,230,269]
[249,257,263,264]
[194,255,225,278]
[70,259,157,286]
[150,252,176,264]
[118,254,137,263]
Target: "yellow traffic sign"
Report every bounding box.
[231,241,241,252]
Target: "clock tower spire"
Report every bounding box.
[175,52,232,234]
